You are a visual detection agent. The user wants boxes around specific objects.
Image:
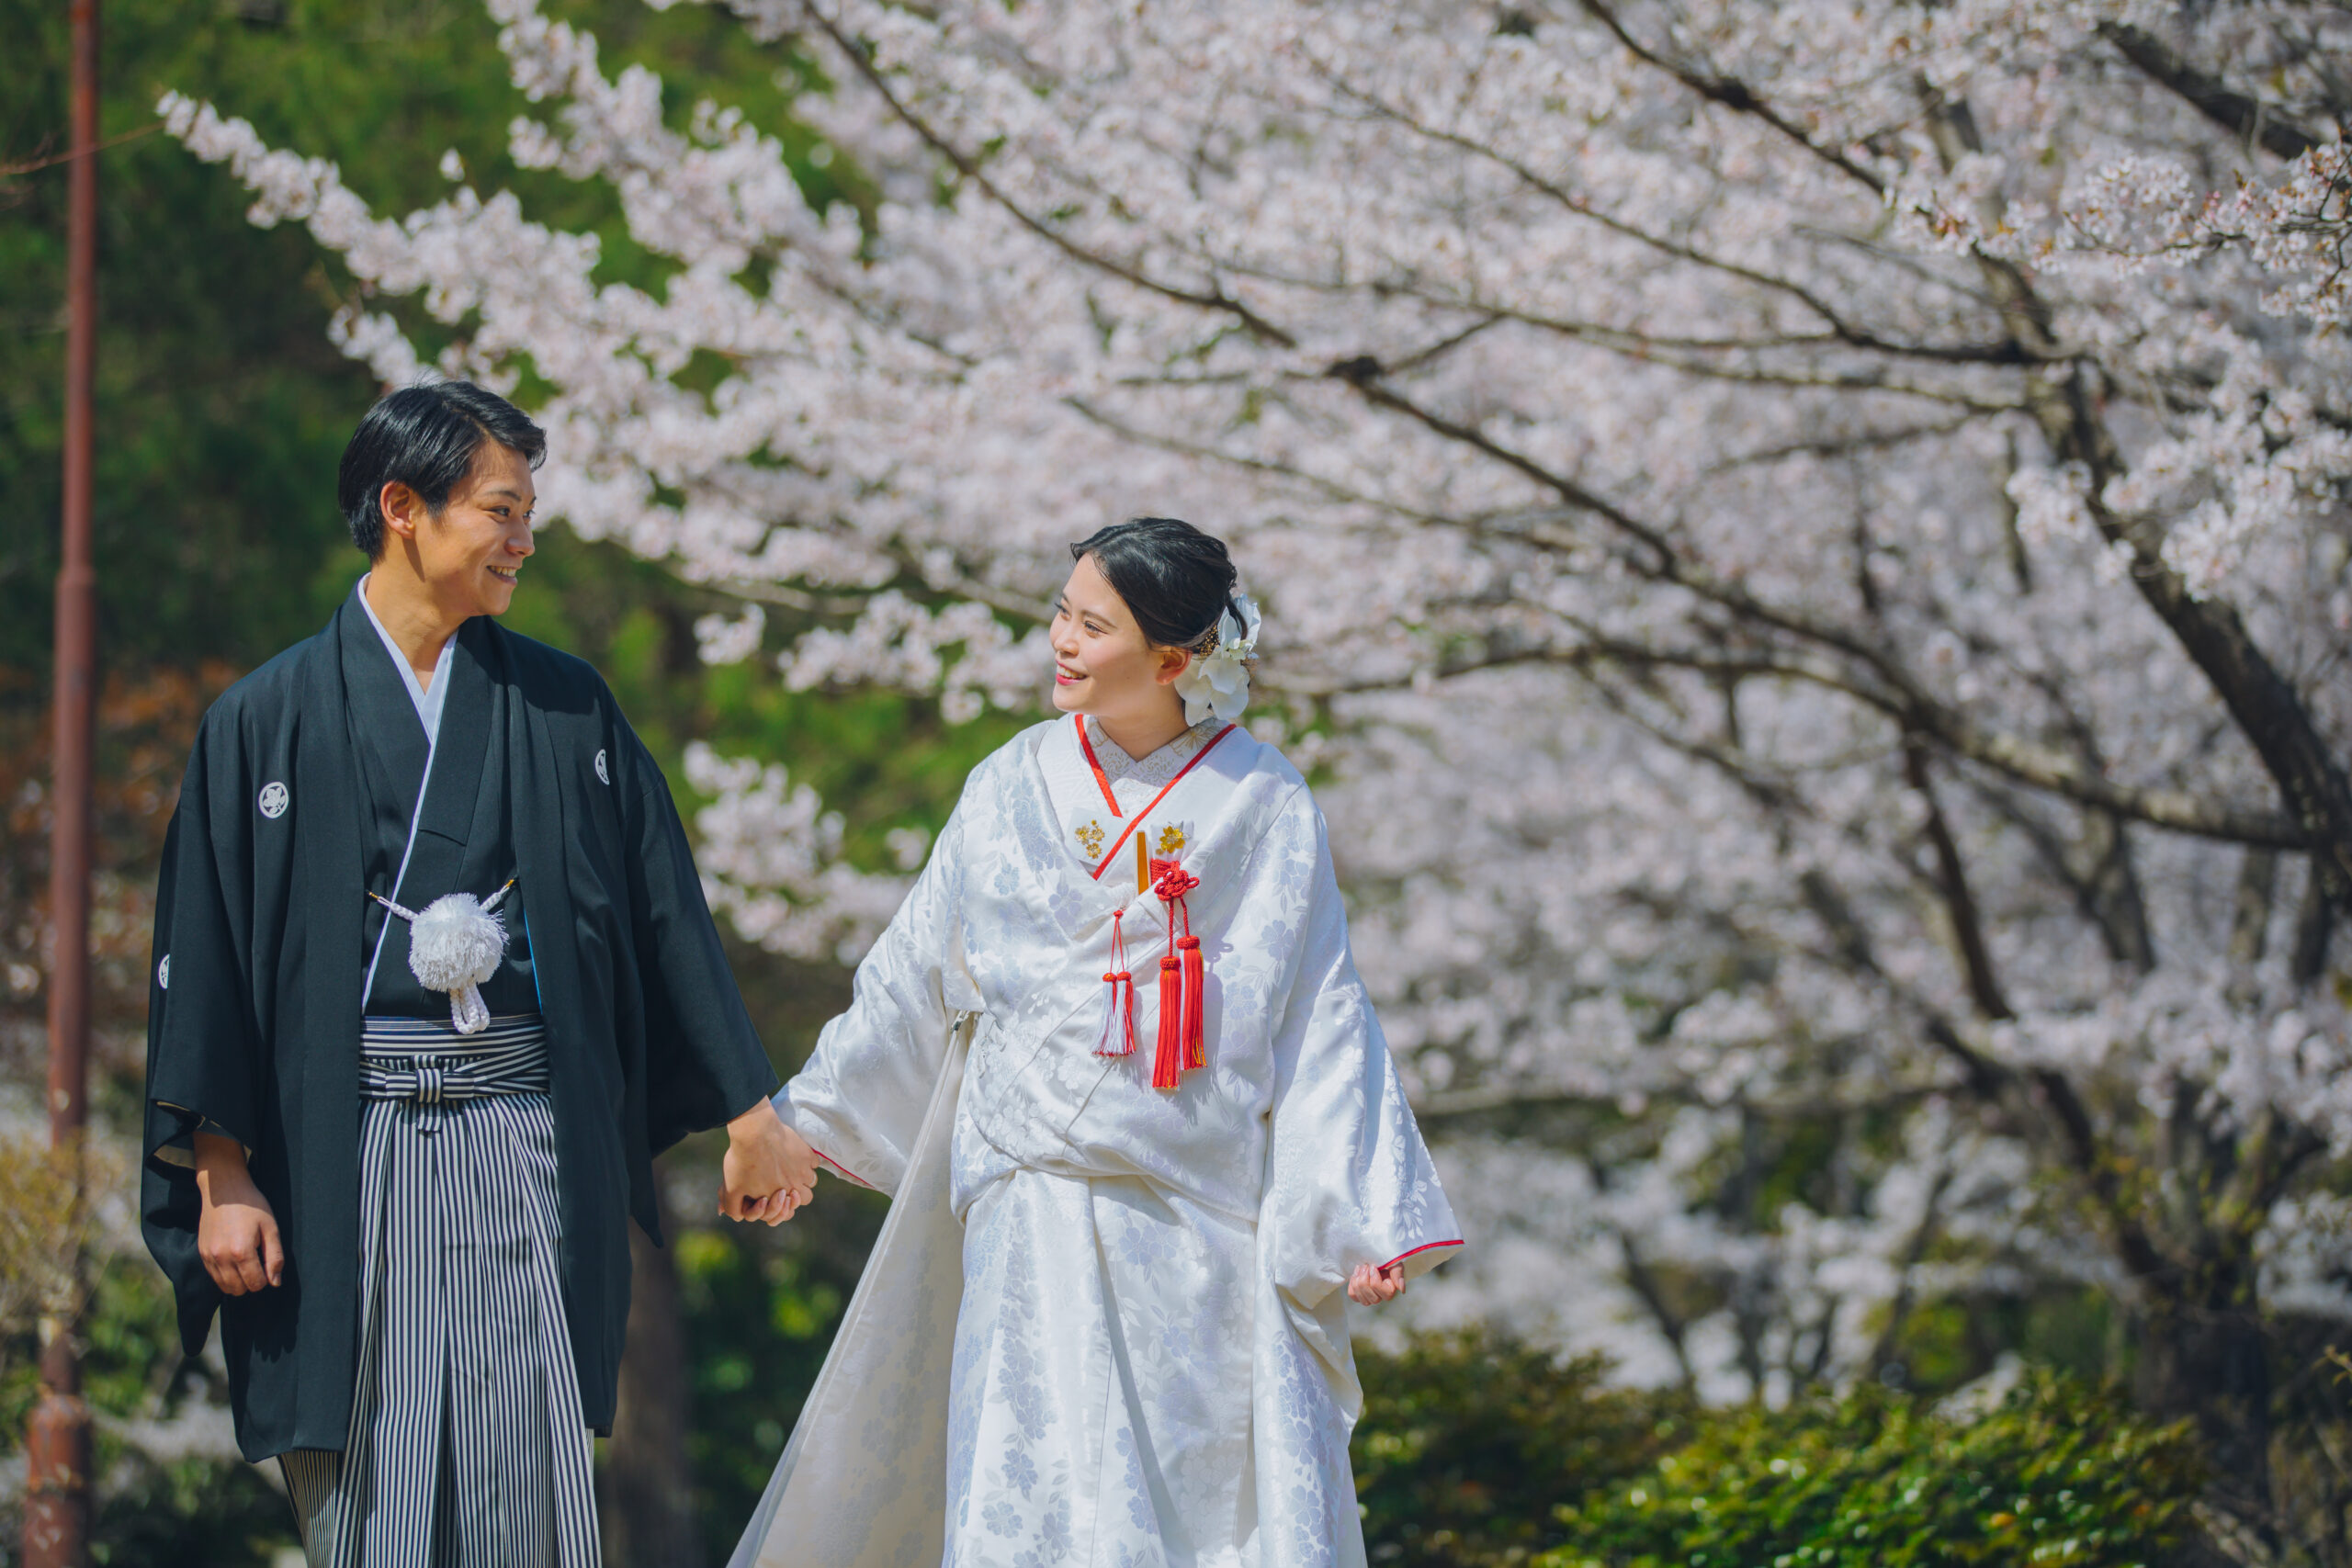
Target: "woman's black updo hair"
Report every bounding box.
[1070,517,1242,651]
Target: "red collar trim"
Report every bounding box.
[1075,715,1124,819]
[1087,723,1238,881]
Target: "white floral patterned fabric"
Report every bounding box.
[741,716,1462,1568]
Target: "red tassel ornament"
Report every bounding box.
[1152,955,1185,1089]
[1148,855,1206,1090]
[1179,934,1204,1069]
[1096,910,1136,1057]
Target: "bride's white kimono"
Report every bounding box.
[729,715,1462,1568]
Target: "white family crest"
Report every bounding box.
[157,954,170,990]
[594,749,609,785]
[257,781,290,819]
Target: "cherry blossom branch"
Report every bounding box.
[2027,362,2352,897]
[796,0,1300,347]
[1904,743,2013,1021]
[2100,23,2324,162]
[1315,74,2023,367]
[1362,626,2308,849]
[1413,1080,1945,1124]
[1305,361,2312,849]
[1603,678,2177,1282]
[1574,0,1890,197]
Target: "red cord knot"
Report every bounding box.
[1150,859,1199,903]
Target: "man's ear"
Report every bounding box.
[379,480,425,544]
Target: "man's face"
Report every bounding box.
[383,441,537,619]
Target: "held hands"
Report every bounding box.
[720,1098,821,1226]
[194,1132,285,1296]
[1347,1260,1409,1307]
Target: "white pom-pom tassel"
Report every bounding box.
[406,892,508,1036]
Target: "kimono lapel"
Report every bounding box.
[1013,725,1260,930]
[340,606,429,831]
[389,621,494,905]
[354,614,496,1009]
[1017,739,1137,929]
[295,610,369,1063]
[503,642,579,1054]
[286,608,369,1426]
[965,728,1266,1077]
[452,620,514,887]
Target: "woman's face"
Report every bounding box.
[1048,554,1189,723]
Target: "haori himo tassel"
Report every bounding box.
[1148,856,1204,1089]
[369,878,516,1034]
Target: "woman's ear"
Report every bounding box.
[1153,645,1193,686]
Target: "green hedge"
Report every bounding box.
[1353,1331,2207,1568]
[7,1291,2207,1567]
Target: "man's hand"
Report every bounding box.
[195,1132,284,1296]
[720,1097,820,1226]
[1347,1260,1408,1307]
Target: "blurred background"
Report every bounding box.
[6,1,2350,1563]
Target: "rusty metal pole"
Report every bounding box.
[27,0,101,1561]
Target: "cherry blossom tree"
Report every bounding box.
[160,0,2352,1545]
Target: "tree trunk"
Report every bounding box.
[2134,1261,2277,1548]
[601,1185,705,1568]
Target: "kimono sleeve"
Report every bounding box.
[775,801,966,1197]
[140,716,254,1352]
[619,730,782,1154]
[1258,793,1463,1314]
[143,714,266,1153]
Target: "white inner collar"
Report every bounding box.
[356,575,455,743]
[1084,714,1218,791]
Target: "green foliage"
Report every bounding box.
[0,0,848,681]
[1351,1335,2209,1568]
[1352,1329,1686,1565]
[669,1190,889,1538]
[1546,1374,2204,1567]
[88,1447,291,1568]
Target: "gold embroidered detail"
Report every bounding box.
[1076,819,1105,858]
[1156,824,1186,855]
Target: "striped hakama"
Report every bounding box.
[280,1014,601,1568]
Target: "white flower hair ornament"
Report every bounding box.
[1172,592,1261,725]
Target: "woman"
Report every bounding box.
[731,519,1461,1568]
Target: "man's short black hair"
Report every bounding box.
[335,380,547,558]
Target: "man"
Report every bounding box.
[140,380,820,1565]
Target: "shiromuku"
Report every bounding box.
[139,382,817,1567]
[731,518,1463,1568]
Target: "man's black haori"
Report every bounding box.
[140,598,778,1460]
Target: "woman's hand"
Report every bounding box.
[1347,1260,1408,1306]
[720,1097,820,1226]
[195,1132,285,1296]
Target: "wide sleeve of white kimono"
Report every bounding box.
[777,799,973,1196]
[732,720,1461,1568]
[1251,795,1462,1562]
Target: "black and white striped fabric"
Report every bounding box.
[279,1014,600,1567]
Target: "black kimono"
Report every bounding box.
[141,590,780,1464]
